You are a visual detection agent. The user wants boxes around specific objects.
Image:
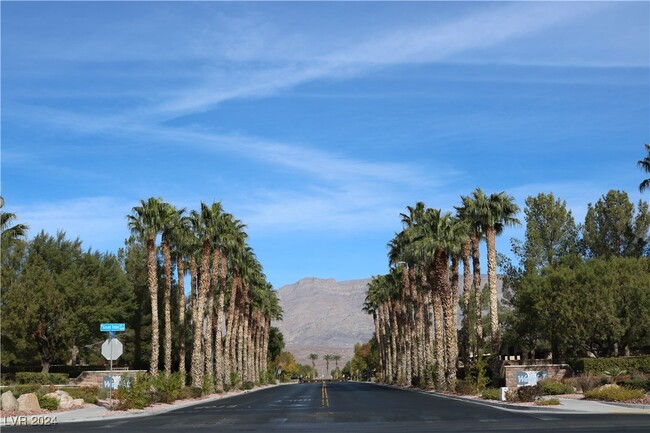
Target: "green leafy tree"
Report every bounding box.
[582,190,650,258]
[514,193,579,272]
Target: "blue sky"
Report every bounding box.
[2,1,649,288]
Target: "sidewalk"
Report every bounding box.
[375,382,650,415]
[1,383,283,426]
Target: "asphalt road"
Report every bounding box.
[5,382,650,432]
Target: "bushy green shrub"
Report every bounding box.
[584,386,644,402]
[230,372,240,389]
[38,395,59,411]
[535,397,560,406]
[202,374,214,395]
[455,380,478,395]
[153,373,184,403]
[538,379,573,395]
[115,373,152,410]
[8,384,43,397]
[241,381,255,390]
[15,372,69,385]
[574,356,650,375]
[507,385,542,402]
[63,386,99,404]
[572,375,608,392]
[481,388,501,400]
[621,378,650,392]
[178,387,193,400]
[465,357,490,392]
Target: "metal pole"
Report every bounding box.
[109,335,113,408]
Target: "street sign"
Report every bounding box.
[101,338,123,361]
[100,323,125,332]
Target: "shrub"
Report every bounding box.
[621,378,650,392]
[584,386,644,402]
[573,375,608,392]
[190,386,203,398]
[230,372,240,389]
[535,398,560,406]
[455,380,478,395]
[574,356,650,375]
[114,373,152,410]
[8,384,42,397]
[241,381,255,391]
[15,372,69,385]
[178,387,194,400]
[538,379,573,395]
[38,395,59,411]
[507,385,542,403]
[481,388,501,400]
[202,374,214,395]
[466,357,490,392]
[153,373,183,403]
[63,386,99,404]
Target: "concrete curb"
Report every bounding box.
[368,382,650,415]
[1,382,287,426]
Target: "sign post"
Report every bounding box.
[100,323,125,407]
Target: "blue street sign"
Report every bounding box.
[100,323,126,332]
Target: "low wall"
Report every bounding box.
[72,370,146,387]
[502,363,572,389]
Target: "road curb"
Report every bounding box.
[1,382,287,426]
[367,382,650,415]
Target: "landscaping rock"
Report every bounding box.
[45,390,75,409]
[72,398,85,407]
[1,391,19,411]
[17,393,41,412]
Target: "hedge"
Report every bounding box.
[573,356,650,375]
[15,372,69,385]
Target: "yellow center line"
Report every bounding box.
[321,382,329,408]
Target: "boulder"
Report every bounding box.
[1,391,19,411]
[45,391,74,409]
[72,398,85,407]
[17,393,41,412]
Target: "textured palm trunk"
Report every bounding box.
[204,289,214,386]
[263,318,270,380]
[415,292,426,387]
[224,273,240,387]
[190,257,198,322]
[243,306,252,382]
[162,240,173,376]
[471,232,483,355]
[389,300,399,384]
[214,251,226,392]
[380,303,392,382]
[177,257,186,377]
[424,292,434,386]
[445,256,459,390]
[236,311,245,379]
[461,242,472,365]
[430,263,446,389]
[190,239,211,387]
[486,226,500,372]
[147,237,160,376]
[373,312,383,380]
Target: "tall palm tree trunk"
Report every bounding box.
[460,241,472,365]
[471,233,483,355]
[430,265,446,389]
[214,252,226,392]
[204,286,214,388]
[444,256,459,390]
[162,240,173,376]
[485,226,499,356]
[191,239,211,387]
[177,257,187,377]
[224,274,239,387]
[147,237,160,376]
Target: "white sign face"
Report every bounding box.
[102,375,130,390]
[516,370,548,387]
[101,338,123,361]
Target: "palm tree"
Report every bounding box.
[639,144,650,193]
[323,354,333,378]
[169,212,193,377]
[128,197,165,376]
[332,355,342,378]
[160,202,185,376]
[189,201,223,387]
[456,189,488,356]
[1,197,29,243]
[308,354,318,378]
[482,191,520,359]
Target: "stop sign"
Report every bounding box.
[101,338,123,361]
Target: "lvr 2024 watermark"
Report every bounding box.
[5,415,58,426]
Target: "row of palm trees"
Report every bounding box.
[308,353,342,378]
[364,188,519,389]
[127,198,282,390]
